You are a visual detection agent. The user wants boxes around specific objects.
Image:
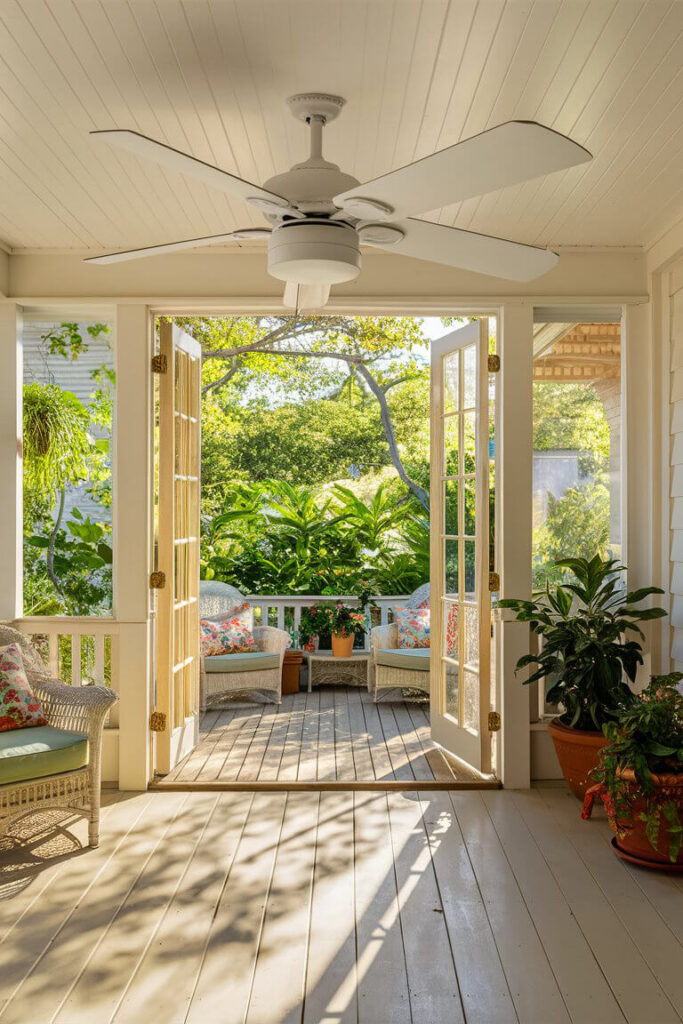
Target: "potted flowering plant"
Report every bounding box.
[299,605,332,652]
[584,675,683,868]
[326,601,367,657]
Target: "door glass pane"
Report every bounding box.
[463,344,476,409]
[463,669,480,731]
[445,480,459,535]
[444,600,459,658]
[463,410,476,473]
[445,539,459,595]
[444,660,459,723]
[464,477,476,536]
[445,415,459,476]
[444,351,459,412]
[464,539,475,596]
[464,603,479,668]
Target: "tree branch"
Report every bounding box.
[202,358,240,395]
[241,347,429,510]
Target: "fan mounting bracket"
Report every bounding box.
[287,93,346,124]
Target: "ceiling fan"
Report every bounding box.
[86,92,591,310]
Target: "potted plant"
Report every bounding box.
[299,605,330,652]
[498,555,666,798]
[584,676,683,868]
[326,602,367,657]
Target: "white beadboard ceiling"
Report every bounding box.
[1,0,683,253]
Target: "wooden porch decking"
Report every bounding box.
[2,785,683,1023]
[154,688,489,788]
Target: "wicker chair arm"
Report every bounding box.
[30,678,117,746]
[253,626,291,660]
[371,623,398,657]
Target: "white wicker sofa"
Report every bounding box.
[370,584,431,702]
[199,582,290,706]
[0,625,117,848]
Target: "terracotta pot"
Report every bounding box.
[331,632,354,658]
[282,649,303,695]
[612,769,683,867]
[547,717,608,799]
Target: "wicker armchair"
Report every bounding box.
[0,625,117,848]
[199,582,290,706]
[370,585,431,702]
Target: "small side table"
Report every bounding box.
[305,651,371,693]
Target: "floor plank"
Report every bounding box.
[418,791,518,1022]
[186,791,289,1023]
[303,792,357,1024]
[450,790,572,1023]
[353,792,412,1023]
[246,791,320,1023]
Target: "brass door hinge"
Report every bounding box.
[488,354,500,372]
[488,711,501,732]
[150,711,166,732]
[151,353,168,374]
[150,570,166,589]
[488,572,500,591]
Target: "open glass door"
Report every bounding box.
[430,318,493,774]
[155,320,202,774]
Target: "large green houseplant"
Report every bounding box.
[584,676,683,867]
[498,555,666,797]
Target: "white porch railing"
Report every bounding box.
[12,617,121,729]
[245,594,409,648]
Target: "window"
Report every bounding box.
[23,318,115,616]
[532,322,621,589]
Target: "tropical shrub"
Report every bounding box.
[201,479,429,597]
[498,555,666,731]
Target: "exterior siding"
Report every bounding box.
[670,288,683,664]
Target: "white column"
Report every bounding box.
[497,303,533,788]
[623,301,656,681]
[0,304,22,619]
[114,304,153,790]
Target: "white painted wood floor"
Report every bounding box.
[157,689,484,787]
[2,785,683,1023]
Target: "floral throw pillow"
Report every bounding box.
[395,607,430,649]
[0,644,48,732]
[200,603,257,656]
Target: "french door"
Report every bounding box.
[430,318,494,774]
[154,320,202,774]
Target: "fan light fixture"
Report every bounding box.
[267,220,361,285]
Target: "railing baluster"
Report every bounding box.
[71,634,82,686]
[276,604,285,631]
[48,634,58,676]
[94,634,105,685]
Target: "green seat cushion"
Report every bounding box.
[204,651,280,674]
[0,725,89,786]
[376,648,431,672]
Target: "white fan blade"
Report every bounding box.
[334,121,591,220]
[84,229,270,265]
[91,130,296,214]
[283,282,331,310]
[364,218,558,282]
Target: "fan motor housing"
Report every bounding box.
[267,220,361,285]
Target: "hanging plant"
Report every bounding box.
[23,383,92,506]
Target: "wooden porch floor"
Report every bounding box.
[155,688,488,788]
[2,785,683,1023]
